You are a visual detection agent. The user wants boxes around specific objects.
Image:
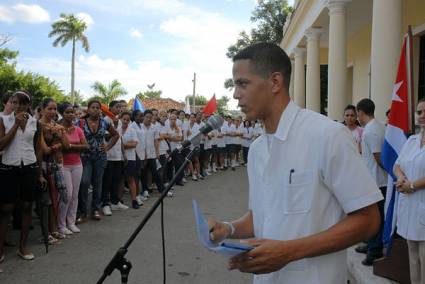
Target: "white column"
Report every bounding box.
[305,27,322,113]
[371,0,402,122]
[293,48,306,108]
[289,58,295,100]
[327,0,350,120]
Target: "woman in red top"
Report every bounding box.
[58,102,88,234]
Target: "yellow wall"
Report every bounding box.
[403,0,425,33]
[347,23,372,105]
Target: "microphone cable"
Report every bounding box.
[161,200,167,284]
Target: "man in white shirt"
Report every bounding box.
[140,109,165,195]
[356,98,387,266]
[208,43,383,284]
[102,100,127,215]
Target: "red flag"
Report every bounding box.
[100,103,115,119]
[203,95,217,115]
[387,36,409,132]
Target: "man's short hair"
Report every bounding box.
[233,42,292,91]
[109,100,120,108]
[356,98,375,116]
[143,109,153,116]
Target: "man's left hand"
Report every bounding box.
[228,239,297,274]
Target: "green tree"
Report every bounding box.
[0,48,65,107]
[185,95,207,107]
[136,83,162,100]
[224,78,235,90]
[217,95,230,114]
[64,90,85,106]
[225,0,293,89]
[49,13,90,103]
[227,0,292,58]
[91,79,127,104]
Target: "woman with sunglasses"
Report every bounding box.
[0,91,48,270]
[394,98,425,284]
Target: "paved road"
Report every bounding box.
[1,167,252,284]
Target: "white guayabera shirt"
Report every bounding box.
[248,101,383,284]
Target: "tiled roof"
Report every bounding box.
[127,97,185,111]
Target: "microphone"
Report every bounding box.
[179,115,224,150]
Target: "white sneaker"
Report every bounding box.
[143,191,150,198]
[192,174,198,181]
[167,191,174,197]
[102,205,112,216]
[182,177,187,183]
[206,170,212,176]
[138,194,148,202]
[59,227,73,235]
[136,195,144,206]
[111,202,129,211]
[68,225,80,233]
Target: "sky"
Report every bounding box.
[0,0,294,109]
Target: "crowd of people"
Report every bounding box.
[342,98,425,284]
[0,90,264,272]
[1,87,424,282]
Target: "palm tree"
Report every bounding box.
[49,13,89,103]
[91,79,127,104]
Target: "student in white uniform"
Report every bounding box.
[241,120,253,165]
[234,116,244,166]
[188,113,202,181]
[0,91,47,263]
[158,111,171,185]
[357,98,387,266]
[140,109,168,197]
[102,100,125,216]
[130,110,147,203]
[216,126,226,170]
[394,98,425,284]
[208,43,383,284]
[166,114,184,186]
[221,117,231,169]
[120,112,140,209]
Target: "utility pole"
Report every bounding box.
[192,72,196,113]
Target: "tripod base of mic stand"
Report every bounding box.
[117,257,132,284]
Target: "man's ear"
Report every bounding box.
[270,72,284,94]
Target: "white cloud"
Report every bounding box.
[129,28,143,38]
[0,4,50,23]
[17,54,237,108]
[76,12,94,27]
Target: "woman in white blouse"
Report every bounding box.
[394,98,425,284]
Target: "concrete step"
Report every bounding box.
[347,246,400,284]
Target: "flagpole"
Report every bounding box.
[407,26,415,134]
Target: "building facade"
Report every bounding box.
[281,0,425,122]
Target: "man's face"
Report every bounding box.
[196,113,202,123]
[111,103,122,115]
[144,113,152,125]
[357,110,366,126]
[232,59,271,121]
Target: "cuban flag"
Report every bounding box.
[133,96,145,112]
[381,36,410,254]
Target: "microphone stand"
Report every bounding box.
[97,146,197,284]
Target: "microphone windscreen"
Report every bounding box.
[208,115,224,130]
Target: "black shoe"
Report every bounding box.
[132,200,140,209]
[361,253,383,266]
[175,182,184,186]
[355,244,368,254]
[231,167,235,171]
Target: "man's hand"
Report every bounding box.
[38,176,48,191]
[229,239,295,274]
[397,180,414,194]
[208,218,231,243]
